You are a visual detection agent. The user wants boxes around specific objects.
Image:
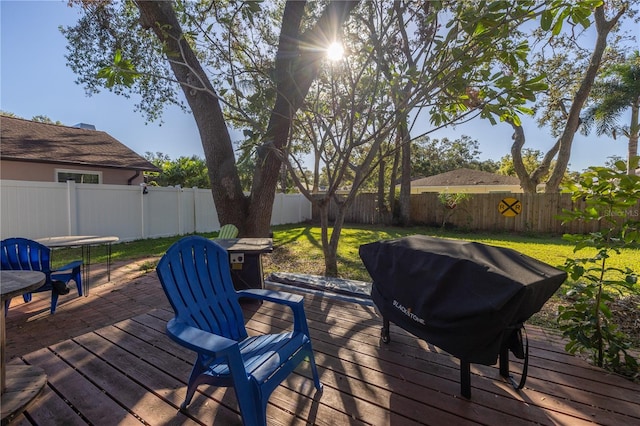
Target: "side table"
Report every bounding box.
[1,271,48,424]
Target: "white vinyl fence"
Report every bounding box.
[0,180,311,242]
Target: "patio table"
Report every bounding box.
[36,235,119,296]
[1,271,47,423]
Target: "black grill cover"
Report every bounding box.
[359,235,566,365]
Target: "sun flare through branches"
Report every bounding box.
[326,41,345,61]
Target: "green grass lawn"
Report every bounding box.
[50,224,639,284]
[47,223,639,345]
[267,224,640,283]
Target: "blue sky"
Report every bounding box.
[0,1,632,172]
[1,0,203,161]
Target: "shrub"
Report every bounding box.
[557,158,640,379]
[437,192,472,228]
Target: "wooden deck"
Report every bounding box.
[4,262,640,425]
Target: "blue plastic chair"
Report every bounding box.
[1,237,83,314]
[156,235,322,426]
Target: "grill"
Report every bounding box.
[359,235,566,398]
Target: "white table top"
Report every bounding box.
[36,235,119,248]
[215,238,273,253]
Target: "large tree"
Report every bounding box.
[62,1,618,275]
[282,1,588,275]
[369,0,536,225]
[64,0,359,236]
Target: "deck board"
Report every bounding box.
[5,278,640,425]
[18,347,141,426]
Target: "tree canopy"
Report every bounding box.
[412,136,498,178]
[1,111,63,125]
[60,0,636,273]
[64,0,358,236]
[144,152,210,188]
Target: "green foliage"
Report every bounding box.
[437,192,472,228]
[1,111,63,126]
[541,0,602,34]
[144,152,210,188]
[235,151,257,193]
[557,159,640,378]
[426,0,603,128]
[96,49,141,87]
[581,51,640,174]
[437,191,471,209]
[498,148,546,177]
[138,259,158,273]
[62,2,187,123]
[532,2,633,137]
[31,115,63,125]
[411,135,498,178]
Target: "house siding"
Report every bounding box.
[0,160,146,185]
[0,116,159,184]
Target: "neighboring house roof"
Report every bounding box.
[0,116,159,172]
[411,168,521,187]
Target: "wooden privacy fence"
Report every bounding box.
[317,192,640,234]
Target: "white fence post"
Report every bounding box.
[176,186,183,235]
[192,187,198,233]
[140,185,146,239]
[66,180,78,235]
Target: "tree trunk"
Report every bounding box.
[546,5,625,192]
[313,146,321,193]
[321,202,349,278]
[136,1,248,226]
[398,120,412,225]
[246,0,360,236]
[510,123,537,193]
[317,199,338,277]
[388,134,400,223]
[377,155,390,224]
[137,1,359,237]
[628,102,639,175]
[509,120,560,193]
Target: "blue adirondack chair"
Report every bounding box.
[156,235,322,426]
[1,237,83,314]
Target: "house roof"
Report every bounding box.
[411,168,521,187]
[0,116,159,172]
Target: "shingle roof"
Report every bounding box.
[411,168,521,187]
[0,116,159,172]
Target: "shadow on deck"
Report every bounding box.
[4,259,640,425]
